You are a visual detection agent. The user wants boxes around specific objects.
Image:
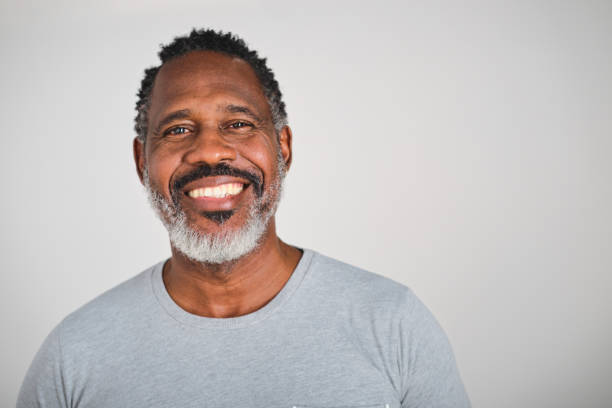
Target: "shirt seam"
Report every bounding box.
[56,319,69,407]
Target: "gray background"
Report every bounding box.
[1,0,611,407]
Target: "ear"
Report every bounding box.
[278,125,293,171]
[133,137,146,185]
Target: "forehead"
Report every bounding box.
[149,51,269,120]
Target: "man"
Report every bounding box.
[18,29,470,407]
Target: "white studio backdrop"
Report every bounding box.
[1,1,611,407]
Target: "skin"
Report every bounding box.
[133,51,302,318]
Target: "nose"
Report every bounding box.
[182,125,237,166]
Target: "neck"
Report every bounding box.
[162,218,302,318]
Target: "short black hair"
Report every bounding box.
[134,28,287,142]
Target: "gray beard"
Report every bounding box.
[143,156,285,265]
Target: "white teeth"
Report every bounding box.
[188,183,244,198]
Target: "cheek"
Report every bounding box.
[239,137,279,176]
[145,150,182,195]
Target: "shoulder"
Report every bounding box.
[300,250,439,349]
[307,251,454,345]
[17,262,164,407]
[50,261,163,360]
[305,250,421,318]
[304,251,470,406]
[62,262,160,331]
[303,250,454,362]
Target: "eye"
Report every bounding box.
[227,121,253,130]
[164,126,191,136]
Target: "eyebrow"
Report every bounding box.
[221,104,263,124]
[153,109,192,135]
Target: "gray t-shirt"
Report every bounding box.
[18,249,470,408]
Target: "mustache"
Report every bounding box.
[171,162,263,203]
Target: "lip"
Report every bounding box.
[179,175,251,212]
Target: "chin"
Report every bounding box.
[167,205,272,265]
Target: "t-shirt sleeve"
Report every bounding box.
[398,291,471,408]
[17,324,69,408]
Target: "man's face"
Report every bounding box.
[134,51,292,263]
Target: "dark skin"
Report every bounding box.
[133,51,302,318]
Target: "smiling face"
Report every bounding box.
[134,51,292,264]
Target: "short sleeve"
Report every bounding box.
[398,291,471,408]
[17,323,69,408]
